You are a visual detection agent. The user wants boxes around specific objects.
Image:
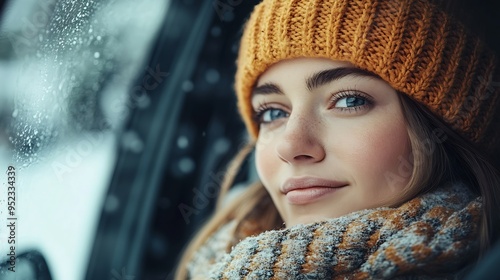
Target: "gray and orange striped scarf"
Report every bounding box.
[189,183,481,279]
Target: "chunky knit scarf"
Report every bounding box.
[188,184,481,279]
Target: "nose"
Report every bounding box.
[276,113,326,164]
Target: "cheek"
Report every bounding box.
[336,118,411,188]
[255,134,291,222]
[255,135,278,189]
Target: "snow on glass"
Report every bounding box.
[2,0,166,167]
[2,0,110,166]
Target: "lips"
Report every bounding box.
[281,176,348,205]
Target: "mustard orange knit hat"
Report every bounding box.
[235,0,500,151]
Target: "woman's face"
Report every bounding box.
[253,58,412,227]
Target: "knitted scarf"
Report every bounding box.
[188,183,481,279]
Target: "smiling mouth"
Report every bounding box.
[282,177,348,205]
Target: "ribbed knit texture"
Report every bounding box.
[189,184,480,279]
[236,0,500,154]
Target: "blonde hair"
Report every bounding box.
[174,143,282,280]
[174,93,500,279]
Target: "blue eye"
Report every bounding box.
[335,96,367,108]
[255,107,289,124]
[331,91,373,112]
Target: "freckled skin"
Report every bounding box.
[253,58,412,227]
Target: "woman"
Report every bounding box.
[176,0,500,278]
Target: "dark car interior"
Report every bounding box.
[85,1,260,279]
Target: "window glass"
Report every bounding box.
[0,0,168,279]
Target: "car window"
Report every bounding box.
[0,0,168,279]
[1,0,265,279]
[1,0,259,279]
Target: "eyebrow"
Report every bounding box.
[252,67,380,96]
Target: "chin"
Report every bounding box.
[284,207,359,228]
[285,214,332,228]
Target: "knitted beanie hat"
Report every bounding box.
[235,0,500,152]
